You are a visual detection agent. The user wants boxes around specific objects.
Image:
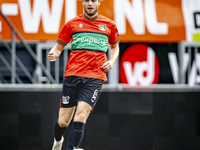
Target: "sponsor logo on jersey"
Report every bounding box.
[62,96,70,104]
[91,89,99,102]
[76,37,106,45]
[72,32,108,52]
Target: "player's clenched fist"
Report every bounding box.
[48,52,56,62]
[101,61,114,72]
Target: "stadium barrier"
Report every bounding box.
[0,84,200,150]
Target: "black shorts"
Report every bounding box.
[60,76,104,108]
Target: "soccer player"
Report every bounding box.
[49,0,120,149]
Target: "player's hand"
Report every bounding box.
[48,52,56,62]
[101,61,113,72]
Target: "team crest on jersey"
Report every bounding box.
[99,24,106,31]
[62,96,70,104]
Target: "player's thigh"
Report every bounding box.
[58,107,75,127]
[74,101,92,123]
[77,78,104,109]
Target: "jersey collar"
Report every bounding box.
[84,13,99,22]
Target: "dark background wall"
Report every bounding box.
[0,89,200,150]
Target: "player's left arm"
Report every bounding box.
[101,42,119,72]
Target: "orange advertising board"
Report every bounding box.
[0,0,195,42]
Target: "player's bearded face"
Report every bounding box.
[83,0,100,17]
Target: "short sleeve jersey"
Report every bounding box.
[57,14,120,81]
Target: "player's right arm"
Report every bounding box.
[48,21,70,62]
[48,43,65,62]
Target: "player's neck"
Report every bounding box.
[84,12,98,19]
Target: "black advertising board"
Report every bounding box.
[119,43,179,84]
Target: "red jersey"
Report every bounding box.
[57,13,120,81]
